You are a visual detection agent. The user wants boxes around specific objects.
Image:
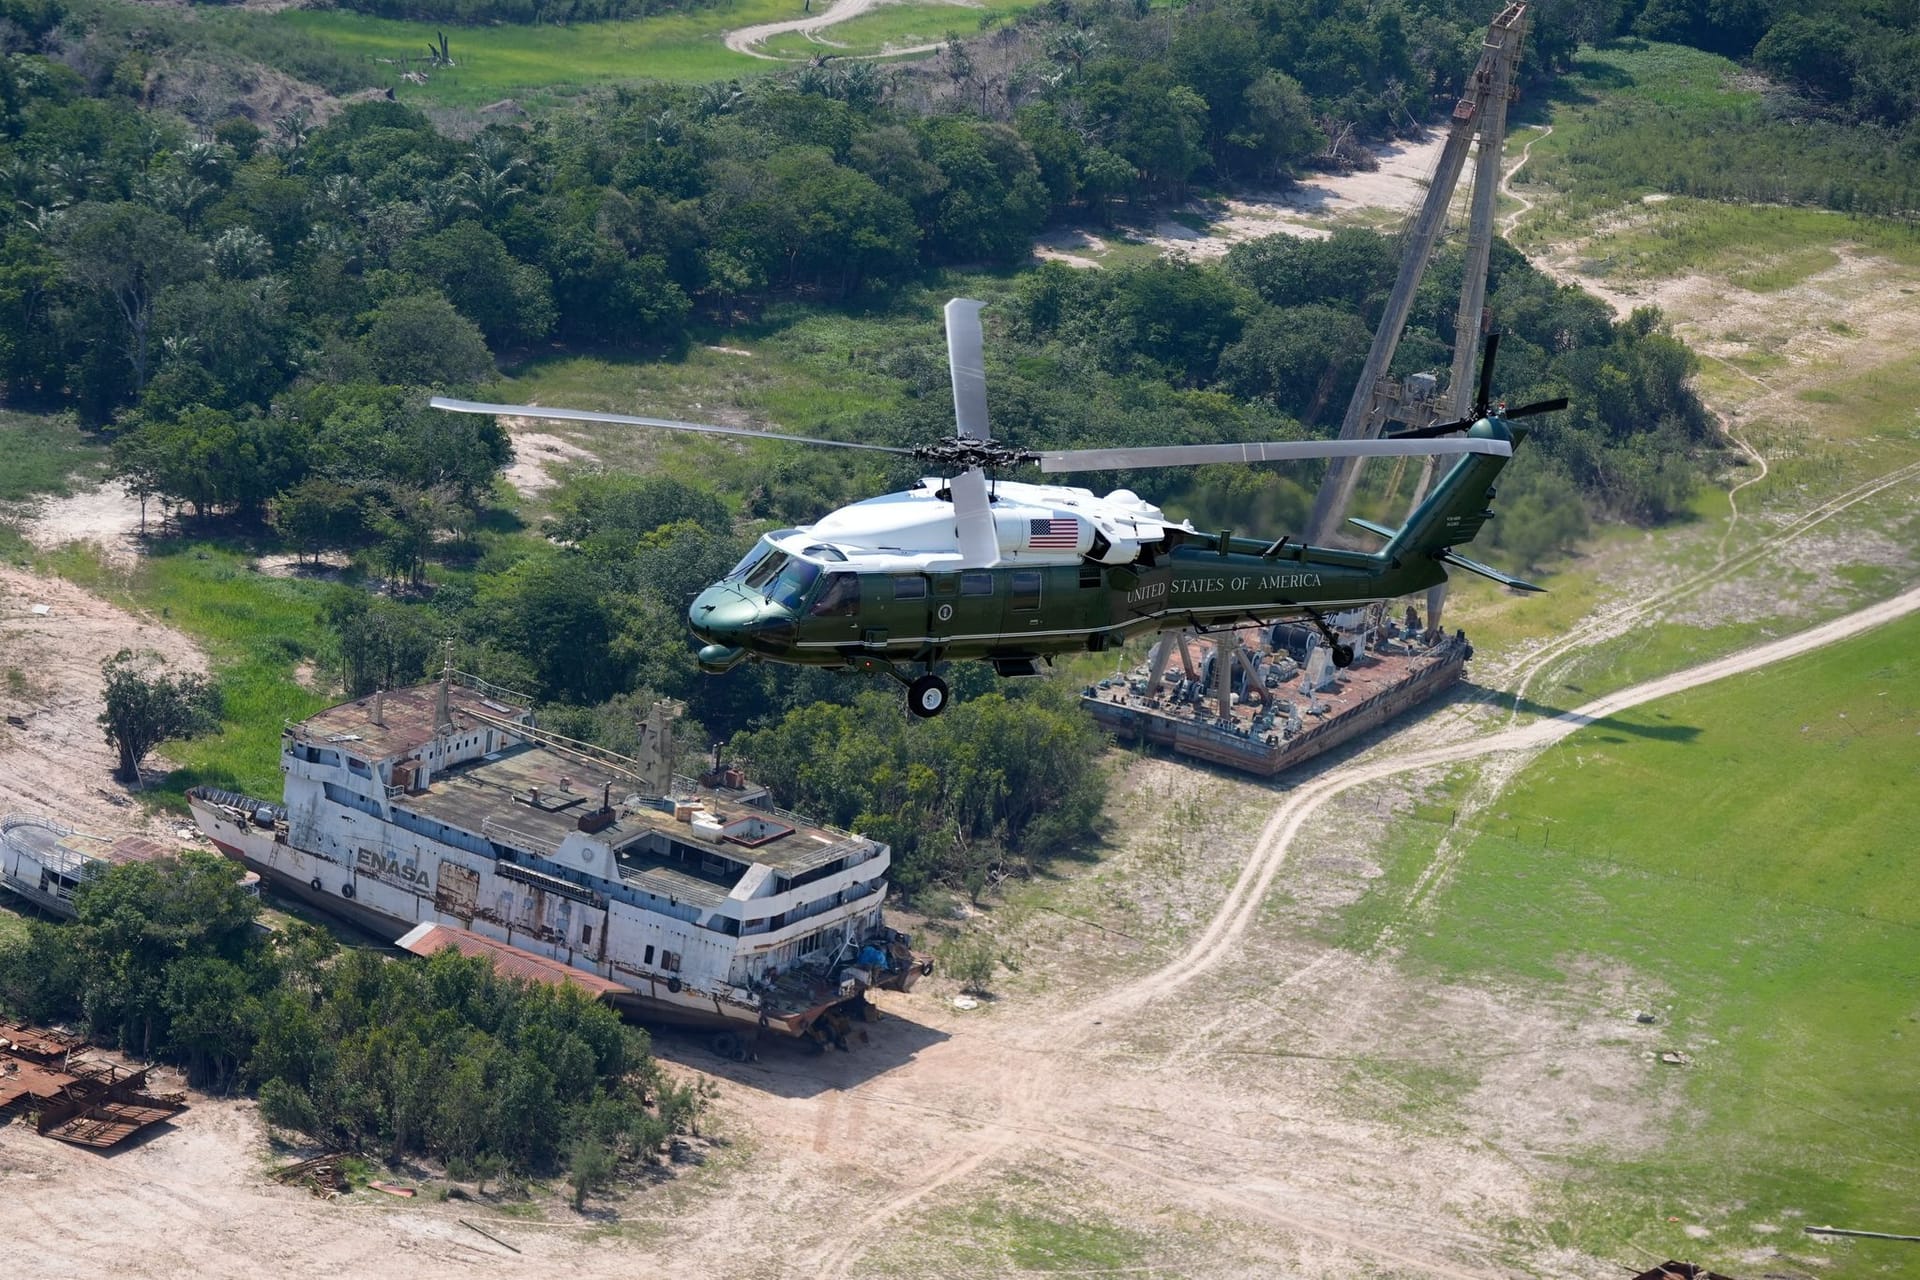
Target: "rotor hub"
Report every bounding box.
[911,439,1038,471]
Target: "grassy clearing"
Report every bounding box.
[874,1190,1156,1275]
[0,413,108,505]
[280,0,811,105]
[1545,199,1920,289]
[760,0,1023,57]
[45,542,334,808]
[1382,612,1920,1275]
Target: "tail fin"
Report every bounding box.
[1378,419,1529,578]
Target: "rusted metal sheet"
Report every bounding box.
[1,1022,186,1148]
[434,861,479,919]
[395,922,628,999]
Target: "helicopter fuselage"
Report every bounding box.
[687,473,1460,677]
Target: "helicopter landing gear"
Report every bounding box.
[906,673,950,718]
[1297,604,1355,668]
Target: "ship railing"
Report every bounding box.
[480,815,560,860]
[448,669,534,708]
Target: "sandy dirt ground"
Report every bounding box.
[500,424,599,499]
[0,565,206,843]
[22,480,149,569]
[1140,130,1453,260]
[7,586,1916,1279]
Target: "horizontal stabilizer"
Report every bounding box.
[1346,516,1398,540]
[1438,550,1545,593]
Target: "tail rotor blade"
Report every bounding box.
[1475,331,1501,419]
[945,298,990,443]
[1505,396,1569,420]
[1388,417,1473,441]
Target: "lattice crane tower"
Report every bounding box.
[1302,3,1531,557]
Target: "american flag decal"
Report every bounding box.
[1029,517,1079,549]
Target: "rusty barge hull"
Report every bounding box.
[1085,645,1467,777]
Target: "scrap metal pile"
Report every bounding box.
[0,1020,187,1149]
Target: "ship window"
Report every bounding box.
[892,575,925,601]
[959,571,994,597]
[582,925,593,945]
[1011,569,1042,611]
[644,944,655,965]
[663,950,681,972]
[769,912,786,930]
[809,572,860,617]
[798,932,822,955]
[347,757,371,778]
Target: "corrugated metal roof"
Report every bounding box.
[394,923,630,999]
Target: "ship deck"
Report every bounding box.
[400,743,871,901]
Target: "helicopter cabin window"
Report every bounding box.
[959,571,994,597]
[809,572,860,616]
[767,559,821,611]
[892,576,926,601]
[1011,569,1043,612]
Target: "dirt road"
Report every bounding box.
[0,566,205,841]
[724,0,945,59]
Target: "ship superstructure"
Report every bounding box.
[189,673,925,1043]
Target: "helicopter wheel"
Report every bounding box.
[1331,643,1355,668]
[906,674,950,718]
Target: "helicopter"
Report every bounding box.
[433,300,1565,718]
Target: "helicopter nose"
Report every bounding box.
[689,589,795,652]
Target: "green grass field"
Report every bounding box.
[1360,612,1920,1275]
[45,542,335,808]
[275,0,1009,105]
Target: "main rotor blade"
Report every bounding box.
[950,466,999,568]
[1038,436,1510,473]
[428,397,912,456]
[1475,331,1501,420]
[944,297,991,443]
[1505,396,1569,420]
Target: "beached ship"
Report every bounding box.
[2,813,247,917]
[189,672,926,1048]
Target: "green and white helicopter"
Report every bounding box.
[434,300,1562,718]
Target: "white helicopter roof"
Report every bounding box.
[775,478,1190,571]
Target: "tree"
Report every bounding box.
[57,202,205,396]
[97,650,221,786]
[359,292,494,386]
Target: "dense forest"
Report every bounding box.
[0,852,702,1196]
[0,0,1742,898]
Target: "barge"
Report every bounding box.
[1083,612,1469,777]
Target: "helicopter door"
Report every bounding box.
[806,570,861,641]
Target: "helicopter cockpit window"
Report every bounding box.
[802,544,847,563]
[727,541,777,582]
[767,559,821,611]
[959,571,994,597]
[743,549,787,591]
[809,573,859,616]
